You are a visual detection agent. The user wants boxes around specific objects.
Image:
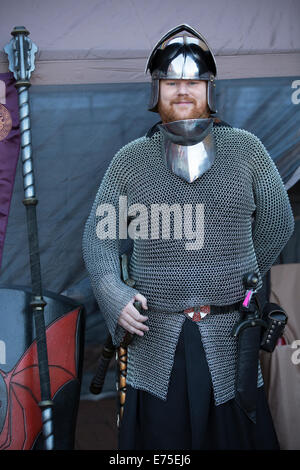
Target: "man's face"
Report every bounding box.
[157,79,209,123]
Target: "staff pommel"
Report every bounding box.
[4,25,38,87]
[11,26,30,36]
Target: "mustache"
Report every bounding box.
[171,99,196,104]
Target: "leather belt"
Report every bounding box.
[184,301,241,322]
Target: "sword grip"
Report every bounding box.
[90,335,115,395]
[89,302,141,395]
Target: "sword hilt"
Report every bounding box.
[241,272,259,309]
[243,272,259,290]
[89,335,115,395]
[231,272,266,337]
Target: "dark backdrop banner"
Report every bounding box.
[0,72,20,270]
[0,78,298,398]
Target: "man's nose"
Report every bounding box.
[177,81,189,94]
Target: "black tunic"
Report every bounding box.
[118,317,280,450]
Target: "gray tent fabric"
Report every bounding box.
[0,77,299,395]
[218,77,300,187]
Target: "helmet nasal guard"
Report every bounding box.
[145,24,217,114]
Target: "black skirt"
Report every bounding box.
[118,317,280,450]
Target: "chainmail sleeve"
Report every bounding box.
[82,147,140,347]
[250,134,295,278]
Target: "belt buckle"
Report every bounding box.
[184,305,210,322]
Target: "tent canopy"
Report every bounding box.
[0,0,300,84]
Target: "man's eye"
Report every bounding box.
[167,82,176,86]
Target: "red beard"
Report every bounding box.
[157,99,210,123]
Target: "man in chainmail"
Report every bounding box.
[82,25,294,450]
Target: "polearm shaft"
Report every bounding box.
[4,26,54,450]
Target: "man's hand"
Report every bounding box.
[118,293,149,336]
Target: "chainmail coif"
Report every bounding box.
[82,123,294,405]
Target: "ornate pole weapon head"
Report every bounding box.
[3,27,38,200]
[4,26,38,88]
